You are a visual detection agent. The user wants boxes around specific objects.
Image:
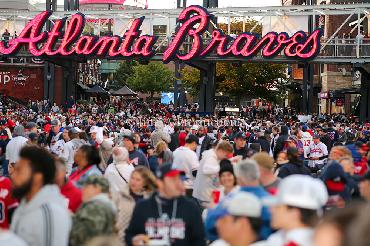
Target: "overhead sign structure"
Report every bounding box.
[0,5,322,63]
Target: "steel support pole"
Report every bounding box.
[44,0,56,103]
[302,64,308,114]
[360,70,370,122]
[307,0,315,114]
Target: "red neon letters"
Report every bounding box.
[0,5,322,62]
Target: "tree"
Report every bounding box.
[216,20,287,103]
[180,67,200,97]
[113,60,137,89]
[126,62,175,98]
[218,18,262,35]
[216,62,288,103]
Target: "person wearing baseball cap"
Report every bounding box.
[125,163,206,246]
[122,133,149,168]
[211,193,265,246]
[307,134,328,173]
[264,175,328,246]
[358,171,370,203]
[233,131,251,159]
[69,175,116,246]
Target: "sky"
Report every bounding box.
[148,0,281,9]
[29,0,282,8]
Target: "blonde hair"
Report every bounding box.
[155,141,168,155]
[216,140,234,154]
[132,166,157,192]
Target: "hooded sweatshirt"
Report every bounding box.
[125,193,206,246]
[11,185,72,246]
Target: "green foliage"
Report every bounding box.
[126,62,175,97]
[113,60,137,88]
[218,18,262,35]
[216,63,287,103]
[180,67,201,97]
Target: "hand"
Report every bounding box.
[132,234,149,246]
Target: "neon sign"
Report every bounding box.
[0,5,322,62]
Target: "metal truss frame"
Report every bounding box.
[0,3,368,19]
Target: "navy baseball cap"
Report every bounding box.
[235,132,247,140]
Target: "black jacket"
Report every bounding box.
[320,134,333,152]
[277,161,311,179]
[168,132,180,151]
[273,126,289,159]
[257,136,271,153]
[125,193,206,246]
[200,135,213,159]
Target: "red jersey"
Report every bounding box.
[178,131,187,146]
[0,177,18,229]
[60,181,82,213]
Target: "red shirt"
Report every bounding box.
[178,131,187,146]
[60,181,82,213]
[0,177,18,228]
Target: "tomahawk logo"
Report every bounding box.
[12,69,29,86]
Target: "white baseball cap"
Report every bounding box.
[221,192,262,218]
[191,125,199,130]
[263,175,328,210]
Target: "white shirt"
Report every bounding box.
[193,149,220,203]
[61,139,86,176]
[265,228,314,246]
[104,162,134,194]
[308,142,328,167]
[196,136,205,159]
[301,132,313,158]
[172,146,200,189]
[49,132,63,154]
[5,136,28,164]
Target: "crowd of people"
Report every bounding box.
[0,95,369,246]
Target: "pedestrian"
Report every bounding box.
[213,159,238,202]
[122,133,149,167]
[307,134,328,173]
[61,127,86,176]
[125,163,206,246]
[104,146,134,195]
[10,145,71,246]
[150,120,171,147]
[278,147,311,179]
[55,157,82,213]
[264,175,328,246]
[0,175,18,229]
[172,134,200,196]
[233,132,251,159]
[69,175,116,246]
[69,145,103,188]
[206,159,272,241]
[113,166,157,243]
[211,193,266,246]
[5,125,28,168]
[193,141,234,207]
[197,126,214,159]
[253,152,281,194]
[168,125,180,151]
